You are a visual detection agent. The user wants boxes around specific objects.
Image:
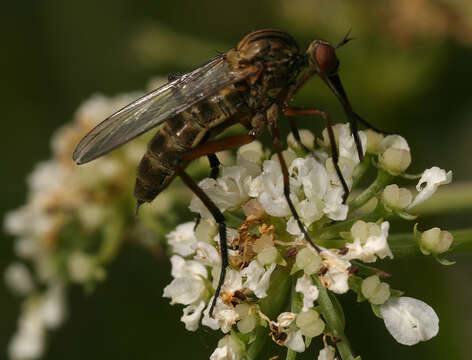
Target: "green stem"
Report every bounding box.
[351,155,372,189]
[348,170,393,213]
[247,267,291,360]
[317,213,381,241]
[312,276,356,360]
[285,277,303,360]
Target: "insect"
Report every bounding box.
[73,29,379,315]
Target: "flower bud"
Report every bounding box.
[235,303,257,333]
[243,199,264,218]
[287,129,315,151]
[295,309,325,338]
[253,233,274,253]
[350,220,381,245]
[238,141,264,164]
[364,129,384,154]
[379,148,411,174]
[420,227,453,255]
[270,148,297,166]
[361,275,390,305]
[382,184,412,209]
[257,246,279,265]
[195,219,217,243]
[295,248,322,275]
[67,252,94,283]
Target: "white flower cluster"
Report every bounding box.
[163,125,453,359]
[3,80,193,360]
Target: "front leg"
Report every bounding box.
[266,104,321,253]
[283,106,350,203]
[194,153,221,231]
[179,133,256,316]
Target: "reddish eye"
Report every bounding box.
[315,43,338,74]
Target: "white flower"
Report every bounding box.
[408,167,453,208]
[190,157,261,218]
[4,263,35,296]
[9,307,45,360]
[380,297,439,345]
[181,300,206,331]
[318,344,336,360]
[285,329,305,353]
[201,298,239,333]
[295,274,319,311]
[193,241,221,267]
[382,184,412,209]
[287,129,315,151]
[322,123,366,164]
[378,135,411,174]
[361,275,390,305]
[166,221,198,256]
[319,249,351,294]
[40,284,66,329]
[241,261,276,298]
[163,256,208,305]
[296,309,325,338]
[380,135,410,152]
[346,221,393,263]
[419,227,454,255]
[257,159,295,217]
[9,284,66,360]
[210,334,244,360]
[67,252,95,283]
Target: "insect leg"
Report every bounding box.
[182,135,254,163]
[288,116,310,153]
[283,107,350,203]
[208,153,221,179]
[266,105,321,253]
[179,134,255,316]
[354,112,390,135]
[349,114,364,163]
[194,154,221,231]
[175,165,228,317]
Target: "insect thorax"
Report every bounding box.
[229,30,304,110]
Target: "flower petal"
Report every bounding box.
[295,274,319,311]
[408,167,452,208]
[380,296,439,345]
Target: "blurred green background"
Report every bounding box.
[1,0,471,359]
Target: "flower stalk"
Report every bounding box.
[313,275,355,360]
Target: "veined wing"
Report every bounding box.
[73,56,255,164]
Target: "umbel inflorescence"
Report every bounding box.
[163,125,453,359]
[4,89,455,360]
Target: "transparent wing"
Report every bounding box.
[73,56,255,164]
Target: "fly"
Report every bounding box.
[73,29,380,315]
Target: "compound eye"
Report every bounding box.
[315,43,339,74]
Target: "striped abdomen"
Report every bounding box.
[134,89,249,203]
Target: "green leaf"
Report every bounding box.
[285,349,298,360]
[396,210,418,221]
[348,276,366,302]
[371,303,382,319]
[290,264,302,275]
[390,288,405,297]
[225,209,246,229]
[328,291,346,331]
[248,222,261,236]
[434,254,456,266]
[247,268,290,360]
[399,172,423,180]
[305,336,312,348]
